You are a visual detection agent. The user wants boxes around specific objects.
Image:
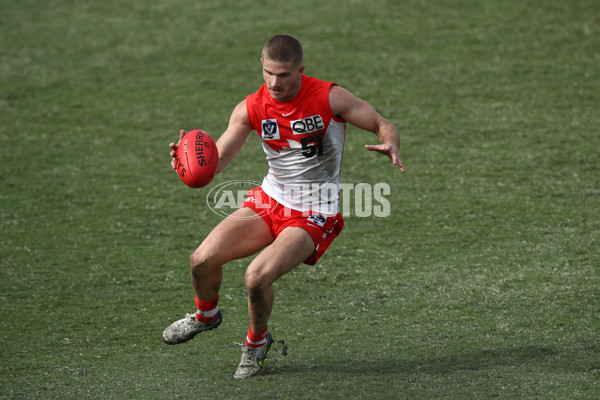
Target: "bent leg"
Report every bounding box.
[191,207,274,301]
[244,226,316,333]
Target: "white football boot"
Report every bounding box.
[162,311,222,345]
[233,332,273,378]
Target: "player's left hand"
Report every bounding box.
[365,143,405,173]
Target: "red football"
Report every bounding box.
[175,129,218,188]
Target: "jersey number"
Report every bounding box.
[301,135,323,158]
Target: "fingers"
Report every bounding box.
[365,143,405,172]
[391,153,406,172]
[169,130,186,170]
[364,143,392,153]
[394,155,406,173]
[170,147,177,170]
[169,130,186,151]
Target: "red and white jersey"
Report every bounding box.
[246,75,346,215]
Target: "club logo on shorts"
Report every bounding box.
[261,119,280,140]
[308,214,327,227]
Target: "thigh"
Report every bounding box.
[246,226,316,286]
[196,207,275,265]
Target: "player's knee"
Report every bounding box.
[189,249,213,277]
[244,272,262,293]
[244,266,270,293]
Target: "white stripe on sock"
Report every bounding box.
[246,335,267,347]
[196,306,219,319]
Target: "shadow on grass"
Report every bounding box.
[269,345,599,376]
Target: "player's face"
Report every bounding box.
[261,58,305,103]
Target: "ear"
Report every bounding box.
[299,65,305,75]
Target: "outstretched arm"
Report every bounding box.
[329,86,405,172]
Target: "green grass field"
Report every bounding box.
[1,0,599,398]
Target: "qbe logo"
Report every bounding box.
[291,115,324,134]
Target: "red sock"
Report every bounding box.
[195,294,219,323]
[245,325,269,348]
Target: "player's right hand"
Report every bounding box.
[169,129,186,170]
